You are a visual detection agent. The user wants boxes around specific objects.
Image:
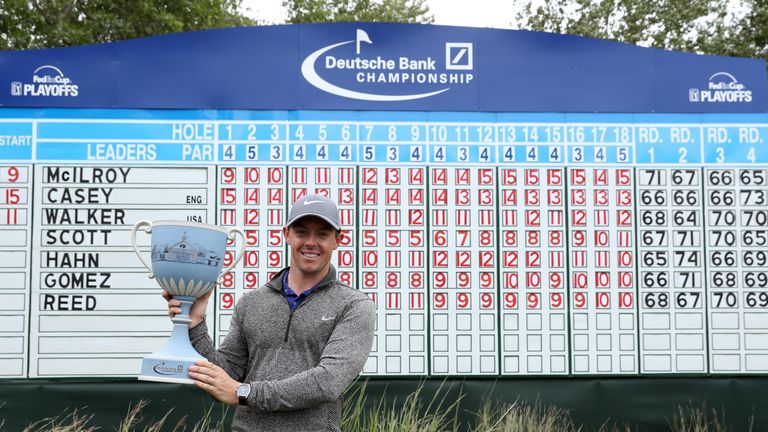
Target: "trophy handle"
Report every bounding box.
[131,220,155,279]
[218,228,247,284]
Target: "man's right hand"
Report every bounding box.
[162,289,213,328]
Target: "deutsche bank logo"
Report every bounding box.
[445,43,473,70]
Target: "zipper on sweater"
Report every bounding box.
[280,281,329,342]
[283,310,294,342]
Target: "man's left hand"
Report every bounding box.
[189,360,239,405]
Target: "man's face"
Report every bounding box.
[283,216,340,278]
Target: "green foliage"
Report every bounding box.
[734,0,768,58]
[0,396,756,432]
[515,0,767,62]
[20,407,96,432]
[0,0,255,50]
[9,399,228,432]
[472,398,578,432]
[341,380,461,432]
[283,0,433,23]
[668,403,754,432]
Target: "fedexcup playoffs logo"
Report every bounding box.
[688,72,752,103]
[10,65,79,97]
[301,29,474,101]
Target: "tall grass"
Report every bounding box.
[342,380,462,432]
[0,391,754,431]
[667,403,754,432]
[20,408,95,432]
[6,400,227,432]
[471,398,579,432]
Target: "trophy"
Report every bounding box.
[131,220,245,383]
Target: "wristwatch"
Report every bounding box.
[236,382,251,406]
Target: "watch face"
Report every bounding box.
[237,383,250,398]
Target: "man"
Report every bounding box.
[165,193,375,431]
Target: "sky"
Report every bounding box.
[239,0,519,28]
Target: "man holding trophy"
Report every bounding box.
[164,194,376,432]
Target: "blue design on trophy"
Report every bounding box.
[132,220,246,384]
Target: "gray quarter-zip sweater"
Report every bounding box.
[189,265,375,432]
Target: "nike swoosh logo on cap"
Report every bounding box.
[304,200,324,205]
[321,315,335,321]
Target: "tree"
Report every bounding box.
[734,0,768,58]
[514,0,767,63]
[284,0,433,23]
[0,0,255,50]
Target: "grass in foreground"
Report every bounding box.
[1,389,754,432]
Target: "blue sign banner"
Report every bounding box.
[0,24,764,113]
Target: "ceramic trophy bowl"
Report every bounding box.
[132,220,245,383]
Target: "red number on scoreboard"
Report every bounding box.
[573,292,587,308]
[6,188,21,204]
[221,272,234,288]
[244,272,258,289]
[504,272,519,289]
[480,292,494,309]
[456,251,471,268]
[479,251,494,268]
[220,293,235,309]
[502,169,517,185]
[527,293,540,309]
[480,272,493,288]
[504,230,517,246]
[434,272,447,288]
[362,251,378,267]
[550,292,563,309]
[478,169,494,185]
[386,272,400,288]
[433,292,447,309]
[221,167,236,183]
[504,292,518,309]
[244,209,259,225]
[363,230,377,247]
[268,251,282,267]
[479,230,494,246]
[339,272,353,285]
[573,272,588,289]
[243,251,258,267]
[267,167,283,184]
[262,230,278,248]
[594,169,608,186]
[456,230,470,247]
[363,272,377,288]
[409,230,424,247]
[595,292,611,308]
[616,169,632,185]
[570,169,586,185]
[457,293,471,309]
[549,272,564,289]
[547,169,562,185]
[619,292,634,308]
[245,230,258,246]
[547,189,562,205]
[524,169,539,185]
[433,251,448,268]
[409,168,423,184]
[385,168,400,184]
[410,272,423,288]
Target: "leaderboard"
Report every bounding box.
[0,110,767,378]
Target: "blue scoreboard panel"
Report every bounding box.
[0,24,766,378]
